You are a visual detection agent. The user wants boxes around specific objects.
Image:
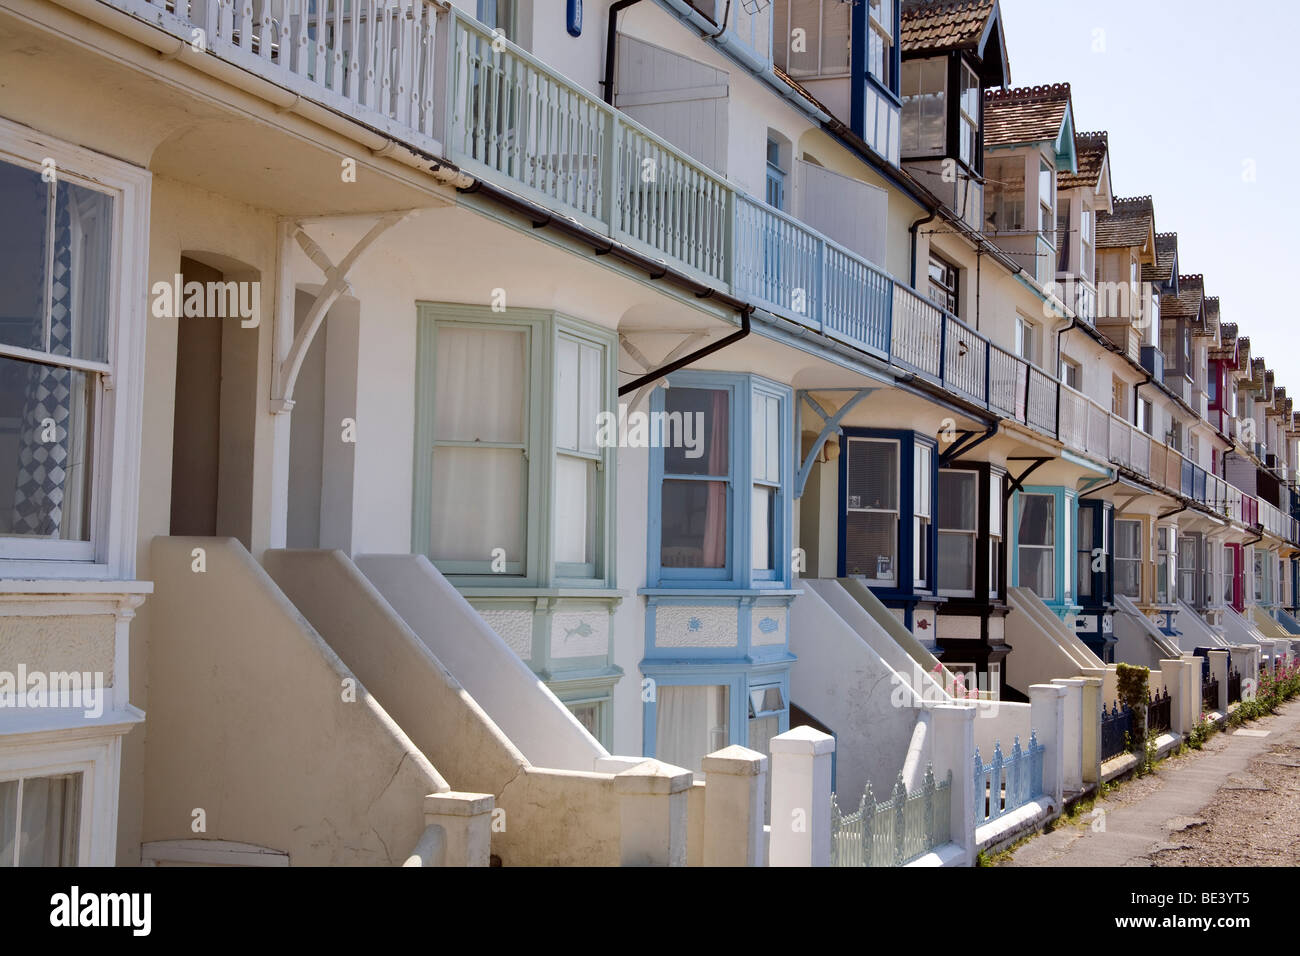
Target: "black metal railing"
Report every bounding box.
[1146,688,1172,735]
[1202,678,1220,714]
[1100,700,1133,761]
[1227,668,1242,705]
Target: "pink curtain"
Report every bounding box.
[701,392,729,568]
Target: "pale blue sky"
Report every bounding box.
[999,0,1299,389]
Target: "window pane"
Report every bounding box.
[555,454,595,567]
[18,774,81,867]
[430,447,525,563]
[938,471,977,531]
[1020,548,1055,600]
[568,701,601,740]
[555,337,580,451]
[56,182,114,363]
[914,445,931,518]
[938,531,975,593]
[846,511,896,580]
[656,685,728,774]
[752,484,774,570]
[578,343,601,453]
[751,393,780,484]
[0,356,94,541]
[0,779,15,866]
[663,388,728,476]
[748,714,780,757]
[785,0,821,75]
[1018,494,1054,546]
[661,479,728,569]
[0,162,49,355]
[846,439,897,511]
[989,474,1003,536]
[434,326,525,443]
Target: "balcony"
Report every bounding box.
[1139,345,1164,380]
[74,0,1300,550]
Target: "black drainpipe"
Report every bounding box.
[602,0,645,105]
[909,207,939,288]
[619,310,753,396]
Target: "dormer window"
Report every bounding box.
[901,58,946,156]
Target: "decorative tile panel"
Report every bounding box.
[654,606,737,648]
[935,613,979,641]
[551,611,609,659]
[751,610,785,646]
[477,608,534,661]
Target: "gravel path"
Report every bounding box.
[1000,700,1300,867]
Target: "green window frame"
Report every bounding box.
[413,304,616,588]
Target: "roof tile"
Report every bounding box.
[900,0,997,54]
[984,84,1072,148]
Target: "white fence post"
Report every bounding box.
[614,759,693,866]
[1029,684,1066,807]
[768,727,834,867]
[1079,676,1103,786]
[928,703,976,866]
[422,792,494,866]
[1208,649,1230,714]
[702,745,767,867]
[1050,678,1085,793]
[1160,658,1193,735]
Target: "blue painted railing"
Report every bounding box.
[973,734,1044,827]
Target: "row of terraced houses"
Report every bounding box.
[1,0,1297,867]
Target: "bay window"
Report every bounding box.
[0,127,147,577]
[414,307,614,586]
[1017,493,1055,600]
[1114,519,1141,598]
[652,373,791,588]
[938,470,977,597]
[845,437,899,584]
[1177,534,1196,605]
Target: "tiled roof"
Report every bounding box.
[1143,232,1178,284]
[1238,336,1252,372]
[900,0,996,54]
[984,84,1072,148]
[1096,196,1154,250]
[1058,131,1107,190]
[1201,296,1220,337]
[1161,273,1203,323]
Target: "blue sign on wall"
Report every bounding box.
[567,0,582,37]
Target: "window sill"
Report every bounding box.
[0,579,153,595]
[640,587,803,599]
[455,586,624,602]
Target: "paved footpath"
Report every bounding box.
[1003,700,1300,867]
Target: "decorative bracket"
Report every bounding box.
[1004,456,1053,496]
[271,210,412,414]
[618,331,711,412]
[795,388,876,499]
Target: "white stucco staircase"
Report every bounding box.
[263,549,630,866]
[145,537,455,866]
[1219,606,1282,667]
[789,580,938,801]
[833,577,963,690]
[1005,587,1111,698]
[1113,594,1184,667]
[1174,599,1234,651]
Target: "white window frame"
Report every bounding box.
[1018,492,1056,601]
[867,0,895,89]
[958,61,980,167]
[989,472,1003,598]
[0,118,148,580]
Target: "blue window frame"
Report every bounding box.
[1012,486,1078,611]
[648,371,793,590]
[836,428,937,599]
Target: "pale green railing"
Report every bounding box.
[830,765,952,867]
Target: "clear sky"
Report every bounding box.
[999,0,1300,391]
